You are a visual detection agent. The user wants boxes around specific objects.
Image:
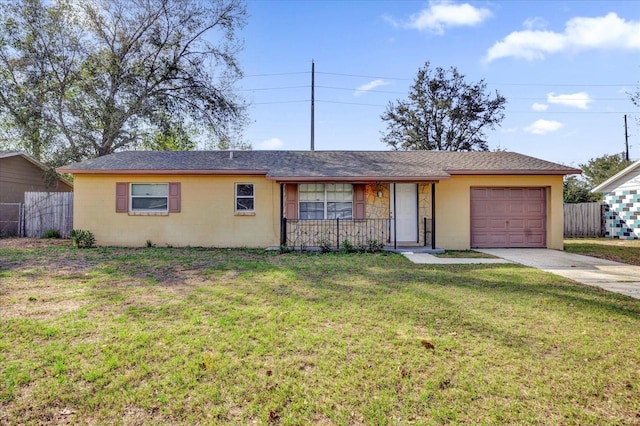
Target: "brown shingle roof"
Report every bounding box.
[57,150,580,181]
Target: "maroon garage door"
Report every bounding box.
[471,187,547,248]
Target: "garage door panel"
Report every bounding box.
[508,219,526,230]
[471,187,547,248]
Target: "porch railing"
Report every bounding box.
[282,217,435,250]
[282,218,390,250]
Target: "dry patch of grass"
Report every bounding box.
[565,238,640,266]
[1,240,640,425]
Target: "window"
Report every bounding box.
[235,183,255,212]
[130,183,169,212]
[299,183,352,219]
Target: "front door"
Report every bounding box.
[391,184,418,242]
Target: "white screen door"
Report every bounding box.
[391,184,418,242]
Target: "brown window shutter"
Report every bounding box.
[115,182,129,212]
[168,182,181,212]
[285,184,298,219]
[353,184,366,219]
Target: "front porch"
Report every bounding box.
[281,217,436,251]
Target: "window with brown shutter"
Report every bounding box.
[353,184,366,219]
[285,184,298,219]
[116,182,129,212]
[168,182,181,212]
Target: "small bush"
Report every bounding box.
[71,229,96,249]
[340,239,355,254]
[146,240,155,248]
[366,239,385,253]
[44,229,61,239]
[279,244,292,254]
[318,239,333,253]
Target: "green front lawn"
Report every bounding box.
[1,241,639,424]
[565,238,640,266]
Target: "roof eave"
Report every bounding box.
[56,168,269,176]
[446,169,581,176]
[268,175,450,183]
[592,160,640,193]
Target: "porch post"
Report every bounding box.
[431,183,436,250]
[280,184,285,246]
[393,183,397,250]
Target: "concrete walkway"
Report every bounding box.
[402,249,640,299]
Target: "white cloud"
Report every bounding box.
[406,1,492,34]
[485,12,640,62]
[257,137,284,150]
[547,92,593,109]
[523,17,548,31]
[355,79,389,96]
[525,119,563,134]
[532,102,548,111]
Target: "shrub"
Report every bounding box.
[366,239,385,253]
[71,229,96,249]
[340,239,355,254]
[44,229,61,239]
[318,239,333,253]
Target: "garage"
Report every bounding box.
[470,187,547,248]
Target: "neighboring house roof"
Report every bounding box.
[592,160,640,193]
[57,150,580,182]
[0,151,74,188]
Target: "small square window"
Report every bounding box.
[236,183,255,212]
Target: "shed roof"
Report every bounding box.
[57,150,580,182]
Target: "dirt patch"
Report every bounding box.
[0,237,72,248]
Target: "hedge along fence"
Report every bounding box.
[24,192,74,238]
[564,202,604,237]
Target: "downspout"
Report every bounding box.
[431,183,436,250]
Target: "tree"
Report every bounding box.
[0,0,248,166]
[563,176,601,203]
[380,62,506,151]
[580,153,631,188]
[0,0,77,162]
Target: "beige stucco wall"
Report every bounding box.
[73,174,281,247]
[435,175,564,250]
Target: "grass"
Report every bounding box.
[564,238,640,266]
[1,240,640,424]
[435,250,498,259]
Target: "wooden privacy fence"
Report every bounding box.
[24,192,74,238]
[564,202,604,237]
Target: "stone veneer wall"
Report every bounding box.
[364,183,390,219]
[364,183,433,246]
[418,184,433,246]
[603,190,640,239]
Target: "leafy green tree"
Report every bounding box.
[381,62,506,151]
[0,0,77,161]
[580,153,631,188]
[563,176,601,203]
[0,0,248,166]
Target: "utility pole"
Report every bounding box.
[624,114,629,161]
[310,60,315,152]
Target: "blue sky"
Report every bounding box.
[236,0,640,167]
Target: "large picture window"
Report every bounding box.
[299,183,352,219]
[235,183,255,212]
[130,183,168,212]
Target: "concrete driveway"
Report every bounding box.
[477,249,640,300]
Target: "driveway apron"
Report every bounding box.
[477,249,640,300]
